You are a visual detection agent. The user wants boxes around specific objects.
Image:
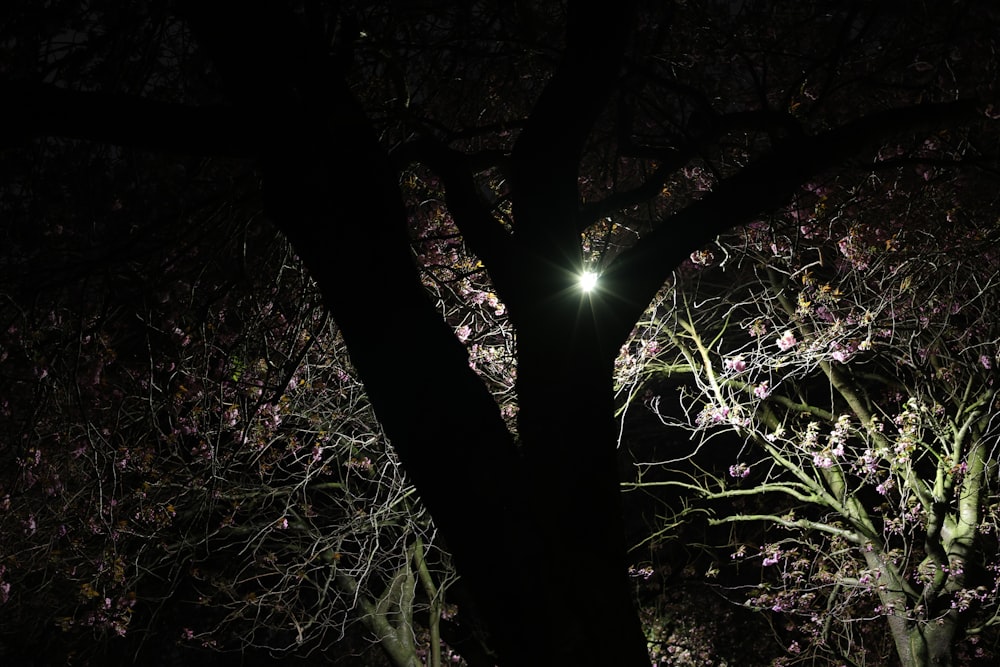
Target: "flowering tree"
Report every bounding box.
[4,1,999,664]
[0,162,500,665]
[621,162,1000,665]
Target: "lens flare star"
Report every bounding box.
[579,270,599,293]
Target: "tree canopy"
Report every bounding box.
[2,1,999,666]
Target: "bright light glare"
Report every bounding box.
[579,270,599,293]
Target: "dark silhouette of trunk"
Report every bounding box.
[514,306,650,665]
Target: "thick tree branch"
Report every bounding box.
[578,162,676,229]
[510,2,636,262]
[392,137,518,291]
[582,106,808,230]
[708,513,865,544]
[601,99,983,345]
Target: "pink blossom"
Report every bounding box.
[776,330,797,351]
[754,381,770,399]
[813,452,834,469]
[761,545,781,566]
[729,462,750,478]
[485,292,505,316]
[724,356,746,372]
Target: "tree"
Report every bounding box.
[621,159,1000,666]
[3,1,998,664]
[0,191,473,665]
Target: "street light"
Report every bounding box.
[579,270,599,293]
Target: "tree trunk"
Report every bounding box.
[514,307,650,666]
[177,5,549,663]
[268,142,540,666]
[909,614,958,667]
[865,549,958,667]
